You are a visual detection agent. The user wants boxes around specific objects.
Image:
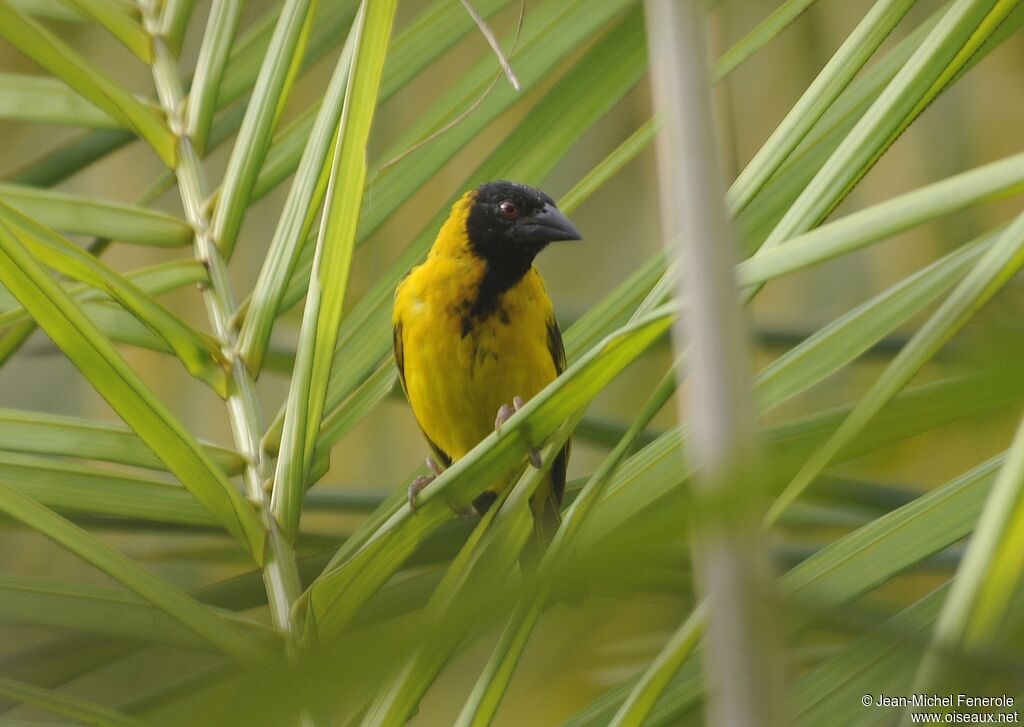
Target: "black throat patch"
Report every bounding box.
[464,254,532,329]
[460,180,556,335]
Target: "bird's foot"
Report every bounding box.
[494,395,542,469]
[493,395,524,433]
[408,456,444,512]
[407,475,433,513]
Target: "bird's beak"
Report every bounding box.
[519,203,582,243]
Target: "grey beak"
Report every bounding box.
[519,203,582,243]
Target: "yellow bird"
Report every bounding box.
[392,180,581,537]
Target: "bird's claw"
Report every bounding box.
[408,456,445,512]
[494,403,514,433]
[495,395,527,433]
[426,455,444,476]
[494,396,542,468]
[408,475,434,513]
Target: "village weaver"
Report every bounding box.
[392,180,581,540]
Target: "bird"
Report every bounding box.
[392,180,581,542]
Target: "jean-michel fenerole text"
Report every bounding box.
[873,694,1016,708]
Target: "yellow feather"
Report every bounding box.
[393,191,558,462]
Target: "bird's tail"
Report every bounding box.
[472,444,569,573]
[521,442,568,572]
[470,480,560,569]
[520,489,562,572]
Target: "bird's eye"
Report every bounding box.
[498,200,519,219]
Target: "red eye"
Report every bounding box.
[499,200,519,219]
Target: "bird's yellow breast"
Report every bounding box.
[394,252,558,461]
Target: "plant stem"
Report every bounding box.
[645,1,785,726]
[141,1,303,639]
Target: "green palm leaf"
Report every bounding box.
[0,407,243,474]
[0,1,175,165]
[0,0,1020,719]
[0,204,229,394]
[769,206,1024,523]
[208,0,324,258]
[0,73,122,128]
[0,483,272,664]
[304,307,673,646]
[57,0,152,62]
[0,574,272,649]
[0,218,265,562]
[0,676,145,727]
[272,0,397,542]
[0,184,193,247]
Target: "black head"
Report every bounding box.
[465,181,581,274]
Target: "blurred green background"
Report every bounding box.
[1,1,1022,723]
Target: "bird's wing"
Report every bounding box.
[545,315,569,504]
[546,315,567,376]
[523,314,572,561]
[392,319,408,394]
[393,319,453,468]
